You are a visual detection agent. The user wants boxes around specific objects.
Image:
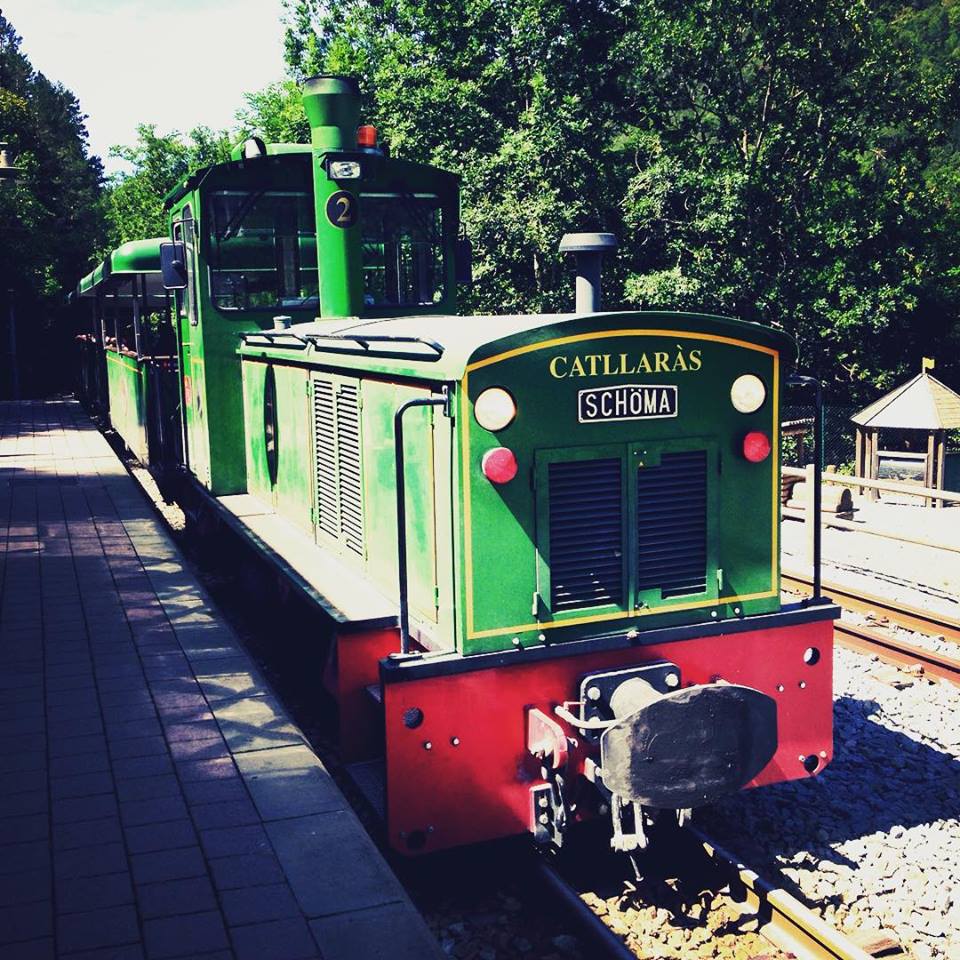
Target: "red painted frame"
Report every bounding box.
[380,618,834,854]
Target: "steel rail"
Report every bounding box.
[783,571,960,685]
[531,856,639,960]
[532,826,875,960]
[782,571,960,643]
[689,827,875,960]
[833,619,960,686]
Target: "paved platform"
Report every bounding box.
[0,400,443,960]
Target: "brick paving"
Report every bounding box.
[0,400,442,960]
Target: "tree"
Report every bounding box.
[282,0,627,314]
[104,124,231,248]
[235,80,310,144]
[282,0,960,399]
[0,11,106,396]
[610,0,960,396]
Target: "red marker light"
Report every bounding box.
[743,431,771,463]
[481,447,518,484]
[357,125,378,148]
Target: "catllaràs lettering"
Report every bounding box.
[548,348,702,379]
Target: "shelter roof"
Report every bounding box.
[852,373,960,430]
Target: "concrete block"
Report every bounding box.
[265,812,407,918]
[0,867,50,906]
[190,798,260,832]
[229,917,319,960]
[136,875,218,920]
[119,795,188,827]
[52,792,118,825]
[124,818,197,855]
[56,903,139,953]
[130,846,207,885]
[199,823,271,860]
[54,842,128,880]
[52,816,122,852]
[0,900,52,945]
[309,901,444,960]
[115,773,182,803]
[143,910,229,959]
[208,852,286,892]
[56,871,134,914]
[112,754,174,781]
[220,882,301,927]
[212,697,302,754]
[235,746,345,822]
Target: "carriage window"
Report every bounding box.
[105,277,137,355]
[207,191,318,311]
[361,193,445,307]
[140,279,175,358]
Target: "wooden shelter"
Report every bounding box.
[852,370,960,507]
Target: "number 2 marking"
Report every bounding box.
[326,190,358,229]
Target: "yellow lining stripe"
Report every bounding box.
[467,590,780,640]
[106,352,142,375]
[461,328,781,641]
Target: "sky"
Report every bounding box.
[3,0,289,174]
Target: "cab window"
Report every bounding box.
[360,193,445,307]
[207,191,318,311]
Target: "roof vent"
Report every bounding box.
[559,233,617,314]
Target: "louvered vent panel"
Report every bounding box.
[637,450,707,598]
[336,384,364,556]
[548,458,623,611]
[312,378,339,538]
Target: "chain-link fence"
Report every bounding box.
[781,405,858,472]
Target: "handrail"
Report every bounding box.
[239,329,446,362]
[783,465,960,503]
[304,333,445,362]
[394,388,450,653]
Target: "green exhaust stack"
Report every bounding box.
[302,75,364,318]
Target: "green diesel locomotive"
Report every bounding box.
[74,75,837,855]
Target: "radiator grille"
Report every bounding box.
[548,458,623,611]
[312,377,364,556]
[636,450,707,598]
[336,384,364,556]
[313,379,338,539]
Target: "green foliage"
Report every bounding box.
[236,80,310,144]
[281,0,960,401]
[281,0,627,314]
[610,0,960,400]
[104,124,231,249]
[0,12,106,395]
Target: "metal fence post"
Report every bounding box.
[805,462,816,570]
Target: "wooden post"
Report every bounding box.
[925,431,936,507]
[936,430,947,498]
[853,426,866,497]
[804,462,816,567]
[869,429,880,501]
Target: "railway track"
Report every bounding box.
[783,571,960,686]
[534,824,881,960]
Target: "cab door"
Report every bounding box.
[173,205,209,482]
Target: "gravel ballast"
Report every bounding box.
[702,645,960,960]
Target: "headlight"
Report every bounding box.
[730,374,766,414]
[329,160,361,180]
[474,387,517,431]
